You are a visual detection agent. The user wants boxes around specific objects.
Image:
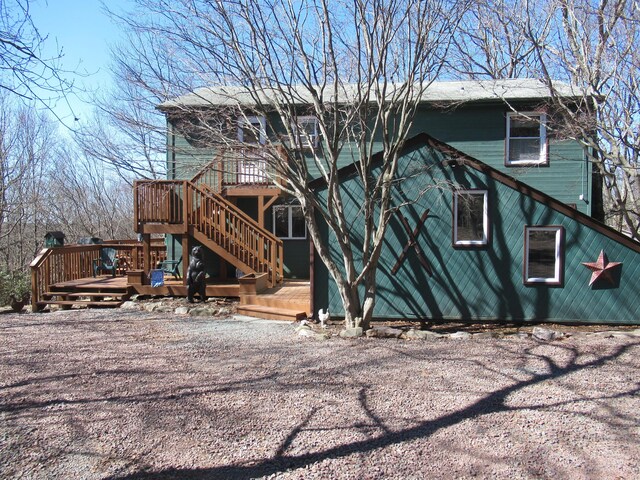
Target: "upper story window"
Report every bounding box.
[453,190,489,247]
[506,112,547,166]
[273,204,307,239]
[238,116,266,145]
[524,226,564,285]
[292,116,320,149]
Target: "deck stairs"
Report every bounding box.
[135,178,283,287]
[37,278,133,310]
[237,279,310,321]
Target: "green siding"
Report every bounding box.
[314,142,640,324]
[169,104,590,216]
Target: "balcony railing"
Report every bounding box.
[191,147,279,192]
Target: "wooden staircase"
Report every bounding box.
[36,277,133,310]
[237,276,310,321]
[134,180,284,287]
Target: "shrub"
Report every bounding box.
[0,270,30,306]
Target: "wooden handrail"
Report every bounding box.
[30,243,167,311]
[187,182,283,286]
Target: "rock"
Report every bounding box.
[532,327,564,341]
[473,331,501,339]
[189,307,218,317]
[175,306,190,315]
[143,302,161,312]
[365,326,403,338]
[120,301,139,310]
[450,331,472,340]
[403,329,444,340]
[298,328,330,340]
[339,327,363,338]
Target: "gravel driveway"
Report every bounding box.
[1,308,639,479]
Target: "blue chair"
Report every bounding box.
[93,248,120,277]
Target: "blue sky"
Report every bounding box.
[30,0,127,123]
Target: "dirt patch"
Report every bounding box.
[1,309,639,479]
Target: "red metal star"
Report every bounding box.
[581,250,622,286]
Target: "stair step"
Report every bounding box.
[236,304,308,321]
[48,292,129,299]
[37,300,123,309]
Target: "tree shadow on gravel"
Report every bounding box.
[106,340,640,480]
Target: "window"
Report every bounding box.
[273,205,307,239]
[453,190,489,247]
[292,116,319,148]
[524,226,564,285]
[238,116,266,145]
[506,112,547,165]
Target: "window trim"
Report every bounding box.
[523,225,565,286]
[272,204,307,240]
[505,112,548,166]
[292,115,320,149]
[452,189,490,248]
[238,115,266,145]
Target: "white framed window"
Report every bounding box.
[292,116,319,148]
[524,226,564,285]
[238,116,266,145]
[506,112,547,166]
[453,190,489,247]
[273,205,307,239]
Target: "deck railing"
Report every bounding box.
[191,147,278,193]
[30,243,166,311]
[134,180,186,224]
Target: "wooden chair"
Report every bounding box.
[93,247,120,277]
[157,257,182,279]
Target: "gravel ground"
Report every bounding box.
[1,308,639,480]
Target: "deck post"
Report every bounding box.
[181,235,189,285]
[183,180,189,231]
[142,234,151,276]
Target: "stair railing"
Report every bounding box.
[187,182,283,286]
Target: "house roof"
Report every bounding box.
[158,78,585,110]
[309,132,640,255]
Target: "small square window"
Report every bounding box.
[292,116,319,148]
[273,204,307,239]
[524,226,564,285]
[453,190,489,247]
[238,116,266,145]
[506,112,547,166]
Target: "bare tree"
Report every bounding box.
[454,0,640,239]
[0,0,75,117]
[451,0,550,79]
[47,146,134,240]
[121,0,469,329]
[0,93,57,271]
[534,0,640,239]
[73,28,181,181]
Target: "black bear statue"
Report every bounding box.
[187,246,207,303]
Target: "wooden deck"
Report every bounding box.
[51,275,242,298]
[46,274,311,321]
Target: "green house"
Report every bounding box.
[129,78,639,323]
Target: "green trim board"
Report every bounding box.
[312,133,640,324]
